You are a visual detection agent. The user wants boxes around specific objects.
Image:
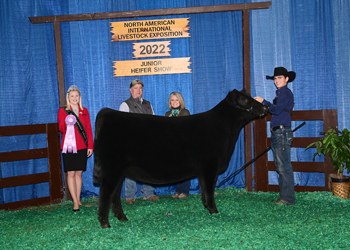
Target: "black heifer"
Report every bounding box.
[93,89,267,228]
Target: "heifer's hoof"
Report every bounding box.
[115,213,128,221]
[99,217,111,228]
[208,208,219,214]
[101,223,111,229]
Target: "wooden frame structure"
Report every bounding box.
[29,2,272,197]
[0,123,63,210]
[254,109,338,192]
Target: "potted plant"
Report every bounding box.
[305,127,350,199]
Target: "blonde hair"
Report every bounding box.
[66,85,83,110]
[168,92,185,110]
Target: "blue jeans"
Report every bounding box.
[125,177,154,200]
[271,126,295,205]
[176,179,191,195]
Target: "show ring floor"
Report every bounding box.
[1,187,349,249]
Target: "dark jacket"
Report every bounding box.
[165,108,191,117]
[125,97,153,115]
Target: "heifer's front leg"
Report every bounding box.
[198,174,218,214]
[111,179,128,221]
[98,178,118,228]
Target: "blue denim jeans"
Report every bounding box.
[125,177,154,200]
[175,179,191,195]
[271,126,295,205]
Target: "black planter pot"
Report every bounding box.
[331,177,350,183]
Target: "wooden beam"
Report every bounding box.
[267,161,327,172]
[29,2,272,23]
[0,173,49,189]
[0,197,51,211]
[266,137,325,148]
[0,123,47,136]
[268,185,329,192]
[242,9,252,191]
[0,148,47,162]
[265,110,339,121]
[53,21,66,107]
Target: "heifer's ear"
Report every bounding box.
[239,88,252,98]
[227,89,238,104]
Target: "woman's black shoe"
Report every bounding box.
[73,208,80,212]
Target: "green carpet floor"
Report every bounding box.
[1,187,349,249]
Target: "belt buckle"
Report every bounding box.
[272,125,283,131]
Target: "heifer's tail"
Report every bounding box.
[93,109,106,184]
[93,154,102,184]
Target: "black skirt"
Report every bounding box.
[62,148,88,172]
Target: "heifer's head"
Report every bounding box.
[228,89,268,118]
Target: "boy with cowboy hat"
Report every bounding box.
[254,67,296,205]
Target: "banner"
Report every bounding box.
[133,41,171,58]
[113,58,191,76]
[111,18,190,41]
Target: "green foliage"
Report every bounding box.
[305,128,350,176]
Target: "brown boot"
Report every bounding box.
[172,193,180,198]
[178,193,188,199]
[274,200,286,206]
[145,195,159,201]
[126,199,135,205]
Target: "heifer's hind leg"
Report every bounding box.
[111,178,128,222]
[198,177,208,209]
[98,178,119,228]
[198,174,218,214]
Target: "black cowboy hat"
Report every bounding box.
[266,67,296,82]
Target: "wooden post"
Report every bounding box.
[53,21,66,108]
[53,21,71,200]
[242,9,253,191]
[254,116,269,191]
[46,123,64,203]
